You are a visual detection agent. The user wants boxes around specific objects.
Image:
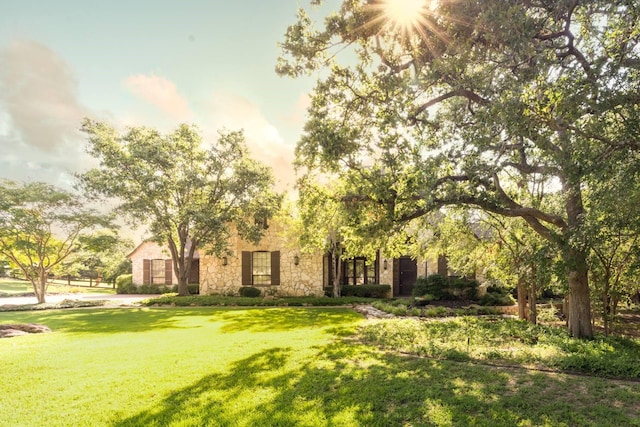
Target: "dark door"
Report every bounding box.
[398,257,417,296]
[188,259,200,284]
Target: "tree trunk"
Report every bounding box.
[36,268,46,304]
[517,278,527,320]
[530,263,537,325]
[602,273,611,337]
[566,249,593,338]
[332,252,342,298]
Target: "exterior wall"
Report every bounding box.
[378,255,437,284]
[128,241,199,286]
[200,221,325,297]
[128,242,175,286]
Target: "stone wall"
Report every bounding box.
[128,241,177,286]
[200,222,325,297]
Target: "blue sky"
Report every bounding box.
[0,0,322,191]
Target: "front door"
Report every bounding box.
[398,256,417,296]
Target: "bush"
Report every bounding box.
[115,274,134,294]
[239,286,262,297]
[479,287,516,306]
[188,284,200,295]
[412,274,453,300]
[341,284,391,298]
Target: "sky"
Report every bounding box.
[0,0,321,194]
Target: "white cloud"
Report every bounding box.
[0,39,89,152]
[124,74,192,122]
[280,92,310,126]
[203,91,296,191]
[0,39,95,188]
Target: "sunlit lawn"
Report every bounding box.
[0,277,115,296]
[1,307,640,426]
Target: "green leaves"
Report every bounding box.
[0,180,111,302]
[79,120,281,295]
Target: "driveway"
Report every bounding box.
[0,293,157,307]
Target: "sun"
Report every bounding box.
[365,0,441,42]
[383,0,428,30]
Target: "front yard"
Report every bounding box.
[1,307,639,426]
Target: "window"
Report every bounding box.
[151,259,165,284]
[242,251,280,286]
[342,256,378,285]
[252,251,271,285]
[143,259,172,285]
[255,216,269,229]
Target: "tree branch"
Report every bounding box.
[411,89,490,120]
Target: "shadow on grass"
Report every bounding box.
[0,307,363,336]
[0,308,213,334]
[213,307,363,334]
[112,340,640,427]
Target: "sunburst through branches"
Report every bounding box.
[361,0,447,50]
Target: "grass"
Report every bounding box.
[359,316,640,379]
[142,294,380,307]
[0,308,639,426]
[0,278,116,296]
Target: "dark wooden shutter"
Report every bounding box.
[165,259,173,285]
[438,255,448,276]
[271,251,280,285]
[242,251,252,285]
[143,259,151,285]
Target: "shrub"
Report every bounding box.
[450,277,480,300]
[412,274,453,300]
[239,286,262,297]
[479,287,516,306]
[188,284,200,295]
[341,284,391,298]
[115,274,134,294]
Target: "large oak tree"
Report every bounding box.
[79,120,281,296]
[279,0,640,337]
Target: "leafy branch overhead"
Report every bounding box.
[279,0,640,338]
[78,119,281,296]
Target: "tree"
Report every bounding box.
[585,151,640,335]
[62,231,133,286]
[78,120,281,296]
[278,1,640,338]
[0,180,110,303]
[294,176,348,297]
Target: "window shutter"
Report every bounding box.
[165,259,173,285]
[438,255,448,276]
[271,251,280,285]
[143,259,151,285]
[242,251,252,285]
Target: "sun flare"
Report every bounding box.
[383,0,427,30]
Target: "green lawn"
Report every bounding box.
[0,278,116,296]
[1,308,639,426]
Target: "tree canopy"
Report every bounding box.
[279,0,640,337]
[78,120,281,295]
[0,180,111,303]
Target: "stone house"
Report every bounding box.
[127,241,200,286]
[129,221,448,297]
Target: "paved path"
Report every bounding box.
[0,293,156,307]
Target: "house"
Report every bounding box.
[128,222,448,297]
[127,241,200,287]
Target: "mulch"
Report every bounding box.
[0,323,52,338]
